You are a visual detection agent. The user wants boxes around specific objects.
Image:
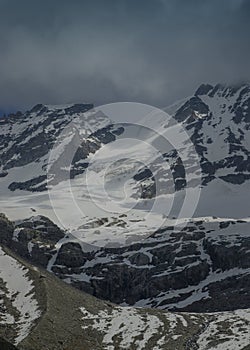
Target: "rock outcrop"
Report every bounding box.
[1,214,249,313]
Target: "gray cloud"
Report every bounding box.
[0,0,249,112]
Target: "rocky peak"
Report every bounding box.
[172,82,250,187]
[29,103,94,116]
[194,83,213,96]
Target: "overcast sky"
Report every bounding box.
[0,0,249,113]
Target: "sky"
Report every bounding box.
[0,0,250,114]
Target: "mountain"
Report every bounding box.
[0,230,249,350]
[0,83,249,244]
[1,84,250,227]
[0,83,250,348]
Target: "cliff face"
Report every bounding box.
[1,214,250,313]
[0,222,250,350]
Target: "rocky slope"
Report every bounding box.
[0,233,249,350]
[1,213,249,313]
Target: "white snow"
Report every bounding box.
[197,309,250,350]
[80,306,189,350]
[80,304,250,349]
[0,247,41,344]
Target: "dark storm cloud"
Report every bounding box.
[0,0,249,112]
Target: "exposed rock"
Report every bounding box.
[8,176,47,192]
[0,213,14,245]
[128,252,151,266]
[0,338,17,350]
[35,217,250,312]
[55,243,88,268]
[9,216,65,268]
[195,84,213,96]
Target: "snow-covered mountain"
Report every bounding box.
[0,103,110,190]
[0,83,250,309]
[127,82,250,218]
[0,83,250,245]
[0,83,250,349]
[176,83,250,186]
